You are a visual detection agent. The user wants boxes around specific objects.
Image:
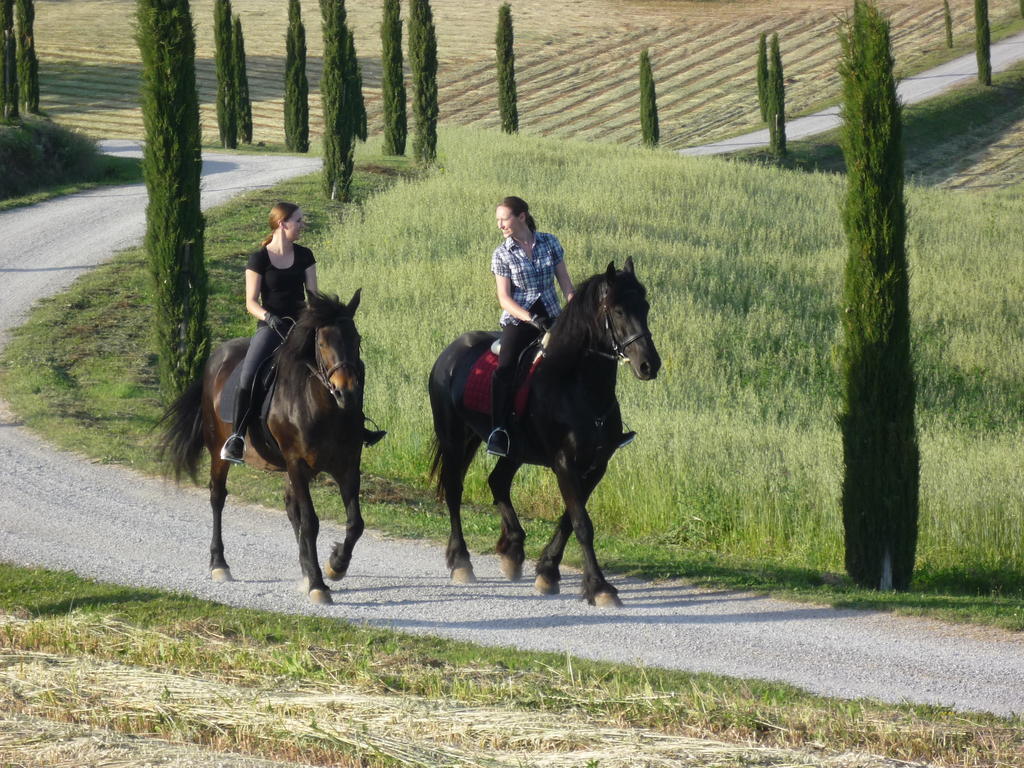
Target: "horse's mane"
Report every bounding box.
[550,264,645,350]
[274,291,356,385]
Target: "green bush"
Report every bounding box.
[0,116,99,199]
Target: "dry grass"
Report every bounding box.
[0,633,921,767]
[2,612,1018,768]
[0,712,319,768]
[32,0,1023,155]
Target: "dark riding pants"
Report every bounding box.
[492,302,547,430]
[232,323,289,435]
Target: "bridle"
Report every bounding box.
[306,325,360,400]
[590,304,651,363]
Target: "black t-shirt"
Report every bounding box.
[246,244,316,321]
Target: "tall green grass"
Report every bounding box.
[317,127,1023,584]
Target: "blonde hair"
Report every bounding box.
[260,202,300,247]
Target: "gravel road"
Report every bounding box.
[1,145,1022,720]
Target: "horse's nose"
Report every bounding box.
[329,363,360,395]
[638,352,660,380]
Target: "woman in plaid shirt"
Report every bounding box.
[487,196,575,457]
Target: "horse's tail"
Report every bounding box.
[428,436,446,501]
[158,378,206,483]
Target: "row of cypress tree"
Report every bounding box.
[213,0,252,149]
[1,0,38,119]
[282,0,433,176]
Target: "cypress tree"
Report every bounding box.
[942,0,953,48]
[975,0,991,86]
[766,32,785,156]
[320,0,363,201]
[639,48,658,147]
[284,0,309,153]
[495,3,518,134]
[346,24,367,144]
[837,0,919,592]
[381,0,406,155]
[232,15,252,144]
[408,0,438,163]
[15,0,37,114]
[1,0,17,121]
[136,0,209,402]
[756,32,768,122]
[213,0,236,148]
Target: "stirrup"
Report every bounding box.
[486,427,510,457]
[616,431,637,449]
[220,433,246,464]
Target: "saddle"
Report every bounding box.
[460,338,544,417]
[219,356,284,461]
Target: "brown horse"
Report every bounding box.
[161,291,366,604]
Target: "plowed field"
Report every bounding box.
[32,0,1022,152]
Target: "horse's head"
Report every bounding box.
[599,258,661,381]
[286,290,364,410]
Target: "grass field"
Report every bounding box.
[29,0,1024,186]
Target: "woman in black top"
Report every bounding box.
[220,202,384,463]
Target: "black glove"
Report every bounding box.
[529,314,551,332]
[264,312,284,333]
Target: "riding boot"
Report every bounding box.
[486,369,515,457]
[220,387,251,464]
[354,360,386,447]
[363,421,387,447]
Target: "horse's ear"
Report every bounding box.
[348,288,361,314]
[605,261,617,282]
[623,257,635,275]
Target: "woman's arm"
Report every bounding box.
[554,260,575,302]
[244,269,267,321]
[495,275,534,323]
[304,264,318,294]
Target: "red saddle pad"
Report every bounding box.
[463,349,542,416]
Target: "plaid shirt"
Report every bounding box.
[491,231,565,326]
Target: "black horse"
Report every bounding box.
[428,259,660,606]
[161,291,367,604]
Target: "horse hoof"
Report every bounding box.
[499,556,523,582]
[309,588,333,605]
[534,575,559,595]
[594,591,623,609]
[324,563,347,581]
[210,568,233,582]
[451,567,477,585]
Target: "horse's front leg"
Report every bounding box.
[535,461,605,596]
[549,457,620,607]
[325,461,363,581]
[285,460,332,605]
[488,457,525,581]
